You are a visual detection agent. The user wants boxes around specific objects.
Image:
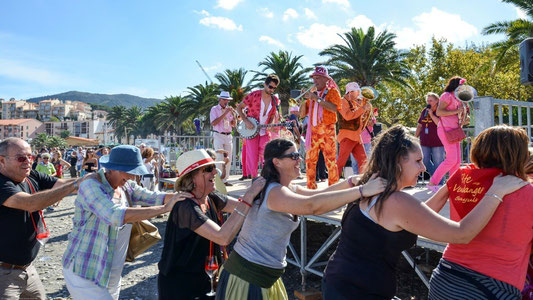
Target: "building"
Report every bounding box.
[0,119,44,140]
[1,100,35,120]
[44,118,114,144]
[38,99,61,121]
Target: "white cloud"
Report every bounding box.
[199,11,243,31]
[215,0,243,10]
[304,8,317,20]
[394,7,478,49]
[295,23,345,49]
[0,58,81,86]
[346,15,375,31]
[322,0,350,8]
[516,7,527,19]
[257,7,274,18]
[259,35,285,48]
[283,8,299,22]
[203,63,222,72]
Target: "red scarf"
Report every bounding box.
[446,164,503,219]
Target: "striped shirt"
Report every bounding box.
[62,169,166,287]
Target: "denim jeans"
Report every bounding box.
[422,145,445,176]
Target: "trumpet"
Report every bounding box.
[454,85,476,102]
[288,85,315,107]
[360,86,379,100]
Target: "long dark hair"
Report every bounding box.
[258,138,295,204]
[444,76,463,93]
[357,125,419,217]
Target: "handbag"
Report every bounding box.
[122,184,161,262]
[440,120,466,143]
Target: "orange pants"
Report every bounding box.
[336,138,367,176]
[306,123,339,189]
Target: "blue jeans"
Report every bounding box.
[422,145,445,177]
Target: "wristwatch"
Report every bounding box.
[317,98,323,103]
[73,180,79,190]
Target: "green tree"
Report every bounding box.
[30,133,50,149]
[48,136,67,148]
[215,68,251,103]
[60,130,71,139]
[107,106,127,143]
[482,0,533,69]
[125,106,143,144]
[152,96,191,135]
[253,50,312,113]
[319,27,410,87]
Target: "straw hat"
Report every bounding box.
[218,91,233,100]
[175,149,219,186]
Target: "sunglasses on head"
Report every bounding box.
[278,152,301,160]
[203,165,215,173]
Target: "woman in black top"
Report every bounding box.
[157,149,265,300]
[322,125,526,299]
[82,150,98,174]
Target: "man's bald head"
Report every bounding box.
[0,138,29,156]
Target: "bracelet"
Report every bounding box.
[347,176,355,188]
[233,208,246,217]
[359,186,364,198]
[487,193,503,203]
[238,197,252,208]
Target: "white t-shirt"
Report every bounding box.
[259,97,272,136]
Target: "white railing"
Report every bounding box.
[473,96,533,140]
[162,134,245,175]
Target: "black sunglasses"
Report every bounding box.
[3,155,33,163]
[278,152,301,160]
[203,165,215,173]
[267,84,277,90]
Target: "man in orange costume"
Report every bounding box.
[300,66,341,189]
[336,82,372,176]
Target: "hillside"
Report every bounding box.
[27,91,162,109]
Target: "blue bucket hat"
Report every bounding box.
[99,145,148,175]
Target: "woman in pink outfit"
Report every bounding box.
[428,76,465,192]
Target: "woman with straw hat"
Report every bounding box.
[62,145,188,300]
[157,149,266,300]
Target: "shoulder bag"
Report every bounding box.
[122,184,161,262]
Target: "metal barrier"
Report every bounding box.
[473,96,533,140]
[162,134,245,175]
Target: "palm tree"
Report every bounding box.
[152,96,189,135]
[184,82,219,133]
[125,106,143,144]
[319,26,410,88]
[107,106,127,143]
[482,0,533,69]
[253,50,312,113]
[215,68,252,103]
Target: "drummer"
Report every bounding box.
[236,74,281,178]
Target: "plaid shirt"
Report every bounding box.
[62,169,166,287]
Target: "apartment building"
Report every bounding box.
[44,118,113,143]
[1,100,36,120]
[38,99,61,121]
[0,119,43,140]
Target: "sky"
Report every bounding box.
[0,0,527,101]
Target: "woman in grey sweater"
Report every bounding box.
[215,138,387,299]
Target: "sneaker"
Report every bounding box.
[238,176,246,180]
[224,182,233,187]
[427,184,441,193]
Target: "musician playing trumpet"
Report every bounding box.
[336,82,372,177]
[210,91,237,186]
[299,66,342,189]
[236,74,281,178]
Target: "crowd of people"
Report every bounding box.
[0,69,532,300]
